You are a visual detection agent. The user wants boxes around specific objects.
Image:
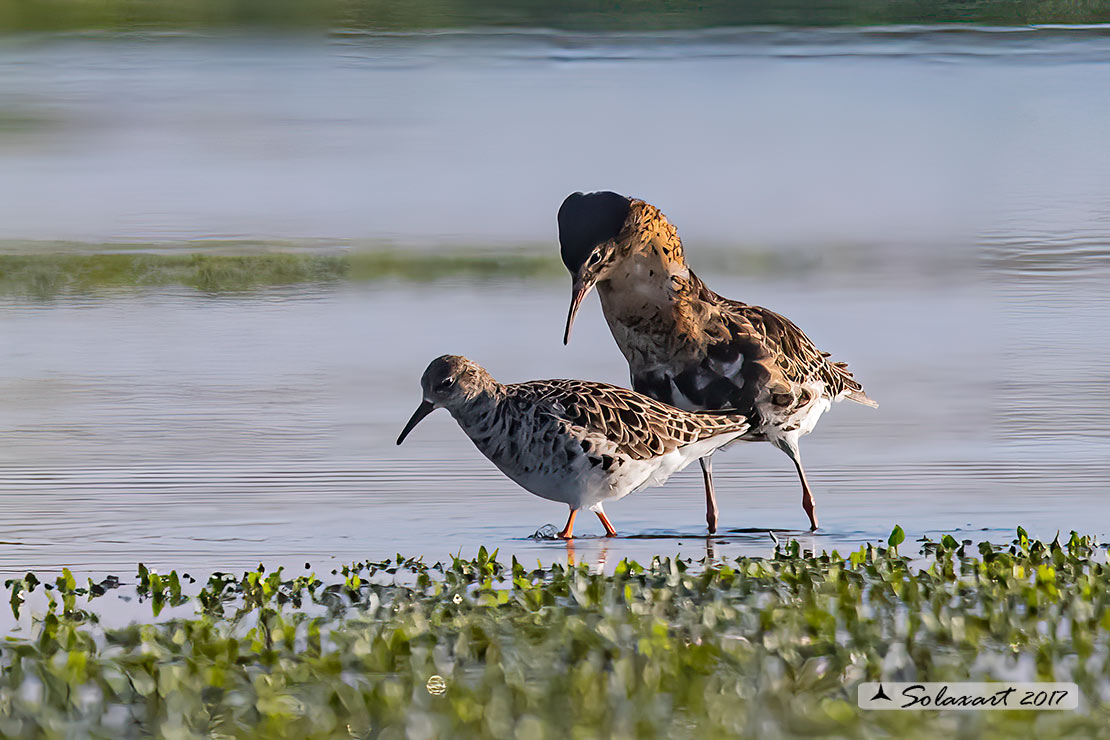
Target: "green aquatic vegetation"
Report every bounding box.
[0,252,343,295]
[0,247,561,297]
[2,531,1110,738]
[0,242,859,297]
[344,249,559,283]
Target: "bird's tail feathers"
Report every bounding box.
[845,389,878,408]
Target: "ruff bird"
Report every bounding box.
[396,355,750,538]
[559,191,876,532]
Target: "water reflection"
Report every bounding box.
[563,539,609,573]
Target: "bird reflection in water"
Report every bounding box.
[564,538,609,573]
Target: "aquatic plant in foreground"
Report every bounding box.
[1,529,1109,738]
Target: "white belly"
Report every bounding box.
[763,388,831,445]
[484,430,746,511]
[596,431,747,505]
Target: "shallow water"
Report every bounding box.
[3,265,1106,576]
[1,27,1109,577]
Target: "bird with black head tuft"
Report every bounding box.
[558,191,631,345]
[557,191,876,533]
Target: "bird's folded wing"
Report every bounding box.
[716,300,868,399]
[517,380,749,461]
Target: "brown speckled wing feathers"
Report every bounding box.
[724,302,862,395]
[507,380,749,461]
[693,268,871,407]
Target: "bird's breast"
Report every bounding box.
[453,403,608,506]
[599,291,709,374]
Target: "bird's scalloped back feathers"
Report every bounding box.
[508,379,749,461]
[569,198,876,428]
[558,191,632,273]
[708,288,872,403]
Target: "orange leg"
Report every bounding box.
[557,509,578,539]
[700,456,718,534]
[796,460,819,531]
[595,509,618,537]
[776,437,819,532]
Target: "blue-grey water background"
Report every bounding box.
[1,27,1109,578]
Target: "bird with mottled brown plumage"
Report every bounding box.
[559,191,876,532]
[397,355,750,538]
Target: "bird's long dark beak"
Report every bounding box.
[396,400,435,445]
[563,275,596,346]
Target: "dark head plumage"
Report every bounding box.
[558,191,631,274]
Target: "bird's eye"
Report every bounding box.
[435,379,452,392]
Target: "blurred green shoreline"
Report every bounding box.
[0,241,827,295]
[1,0,1108,33]
[0,245,556,295]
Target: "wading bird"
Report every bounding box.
[397,355,750,538]
[559,191,876,532]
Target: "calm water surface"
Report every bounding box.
[1,27,1109,577]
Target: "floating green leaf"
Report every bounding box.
[887,524,905,548]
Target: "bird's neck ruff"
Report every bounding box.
[619,200,688,274]
[595,201,717,355]
[601,200,690,298]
